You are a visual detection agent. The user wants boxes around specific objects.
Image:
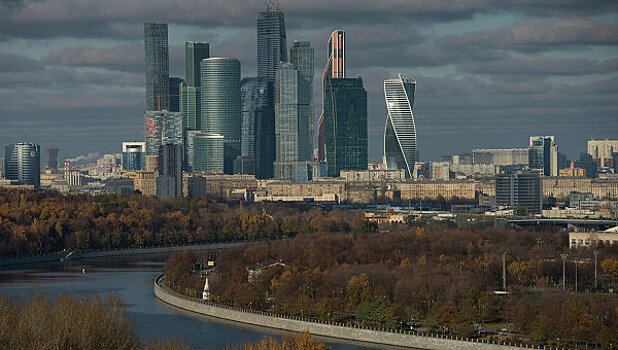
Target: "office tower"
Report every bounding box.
[238,77,274,177]
[4,142,40,189]
[46,147,59,170]
[273,62,313,180]
[290,41,314,140]
[383,74,417,178]
[323,77,367,177]
[318,30,345,162]
[185,42,210,87]
[575,153,598,178]
[201,58,241,174]
[587,139,618,168]
[144,22,169,111]
[122,142,146,171]
[181,41,210,131]
[613,152,618,174]
[495,170,542,214]
[257,4,287,82]
[187,131,224,172]
[144,111,183,156]
[0,157,4,178]
[168,77,182,112]
[156,144,182,198]
[529,136,558,176]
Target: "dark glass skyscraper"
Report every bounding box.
[144,22,169,111]
[46,147,59,170]
[257,6,287,82]
[181,41,210,131]
[156,144,182,198]
[4,142,40,189]
[323,77,368,177]
[185,42,210,87]
[122,142,145,171]
[240,77,273,178]
[201,58,241,174]
[168,77,182,112]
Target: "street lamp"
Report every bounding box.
[502,252,507,292]
[593,250,599,291]
[561,253,568,291]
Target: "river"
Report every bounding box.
[0,253,408,350]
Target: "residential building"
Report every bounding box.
[340,169,405,182]
[144,22,169,111]
[383,74,417,178]
[4,142,40,190]
[472,148,529,166]
[496,170,542,214]
[201,58,241,174]
[559,161,586,177]
[529,136,558,176]
[430,161,450,180]
[587,140,618,168]
[318,30,345,162]
[323,77,367,177]
[392,181,479,201]
[123,170,157,196]
[122,142,145,171]
[569,229,618,248]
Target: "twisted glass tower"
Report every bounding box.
[383,74,417,178]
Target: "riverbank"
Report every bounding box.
[154,274,558,350]
[0,242,244,268]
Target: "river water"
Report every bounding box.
[0,254,409,350]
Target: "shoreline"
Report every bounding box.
[154,274,553,350]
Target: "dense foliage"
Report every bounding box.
[170,226,618,347]
[0,188,374,257]
[224,331,328,350]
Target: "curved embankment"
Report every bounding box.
[0,242,245,268]
[154,275,555,350]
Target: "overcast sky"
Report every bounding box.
[1,0,617,162]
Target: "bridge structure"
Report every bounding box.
[508,217,618,230]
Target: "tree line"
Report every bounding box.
[167,225,618,348]
[0,188,374,257]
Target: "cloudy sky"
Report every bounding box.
[1,0,617,162]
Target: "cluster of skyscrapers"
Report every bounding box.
[134,2,398,197]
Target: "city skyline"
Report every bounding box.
[1,1,617,161]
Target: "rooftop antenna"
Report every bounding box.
[265,0,273,11]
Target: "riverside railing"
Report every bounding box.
[155,275,583,350]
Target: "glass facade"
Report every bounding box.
[156,144,182,198]
[144,22,169,111]
[383,74,417,178]
[4,142,40,189]
[201,58,241,174]
[257,8,287,82]
[122,142,145,171]
[168,77,182,112]
[240,77,273,178]
[144,111,183,156]
[274,59,313,180]
[185,42,210,87]
[187,131,224,173]
[495,170,542,214]
[529,136,557,176]
[323,77,368,177]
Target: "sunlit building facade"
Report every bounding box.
[4,142,40,190]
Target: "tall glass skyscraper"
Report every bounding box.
[187,131,224,173]
[273,60,314,180]
[144,22,169,111]
[185,42,210,87]
[323,77,367,177]
[257,6,287,82]
[46,147,59,170]
[144,111,183,156]
[239,77,273,178]
[201,58,241,174]
[383,74,417,178]
[168,77,182,112]
[181,41,209,131]
[529,136,558,176]
[4,142,40,189]
[318,30,345,162]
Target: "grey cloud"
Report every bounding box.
[459,56,618,75]
[437,19,618,52]
[43,45,143,72]
[0,53,44,72]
